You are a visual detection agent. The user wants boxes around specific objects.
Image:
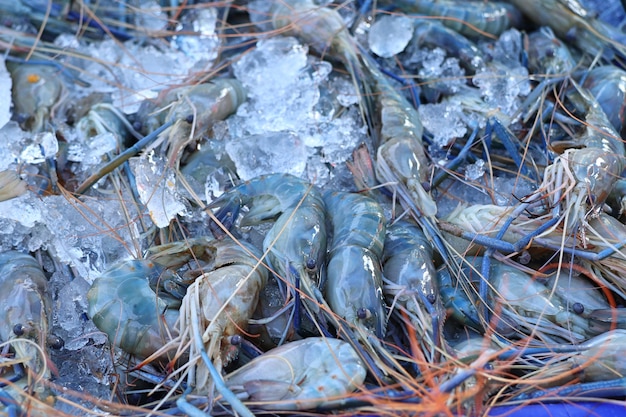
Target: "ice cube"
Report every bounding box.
[227,131,307,180]
[130,152,188,228]
[368,15,414,58]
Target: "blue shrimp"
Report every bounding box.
[322,190,387,338]
[209,174,327,318]
[506,0,626,61]
[582,65,626,133]
[382,220,444,360]
[392,0,523,38]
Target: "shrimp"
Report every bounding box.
[209,174,327,317]
[75,102,133,143]
[359,50,437,218]
[0,252,61,405]
[149,78,247,167]
[507,0,626,60]
[224,337,366,410]
[173,237,268,394]
[526,26,577,75]
[8,63,63,132]
[322,190,387,338]
[466,257,610,343]
[382,219,444,360]
[534,80,625,236]
[392,0,523,38]
[566,329,626,382]
[87,259,181,360]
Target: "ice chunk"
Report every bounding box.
[130,152,188,228]
[0,122,30,170]
[0,57,11,129]
[369,15,414,58]
[465,159,485,181]
[234,37,309,102]
[67,132,117,168]
[417,48,466,97]
[473,63,530,118]
[174,7,220,64]
[19,132,58,164]
[0,192,142,278]
[227,131,307,180]
[489,28,525,69]
[53,274,95,350]
[134,1,168,32]
[419,101,467,147]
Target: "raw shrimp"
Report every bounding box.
[583,65,626,133]
[75,102,133,143]
[445,257,611,343]
[539,80,625,231]
[526,26,577,76]
[224,337,366,410]
[87,259,181,360]
[174,237,268,394]
[323,190,387,338]
[566,329,626,381]
[8,63,64,132]
[382,219,444,359]
[75,79,246,195]
[392,0,523,38]
[0,252,61,405]
[209,174,327,316]
[148,78,247,166]
[506,0,626,61]
[359,50,436,218]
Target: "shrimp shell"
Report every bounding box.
[224,337,366,410]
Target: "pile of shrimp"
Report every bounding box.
[2,0,626,416]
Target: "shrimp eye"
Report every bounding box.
[185,114,194,124]
[47,335,65,350]
[229,335,242,346]
[572,302,584,315]
[426,294,437,304]
[13,324,25,336]
[305,258,316,271]
[545,47,555,58]
[357,308,371,320]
